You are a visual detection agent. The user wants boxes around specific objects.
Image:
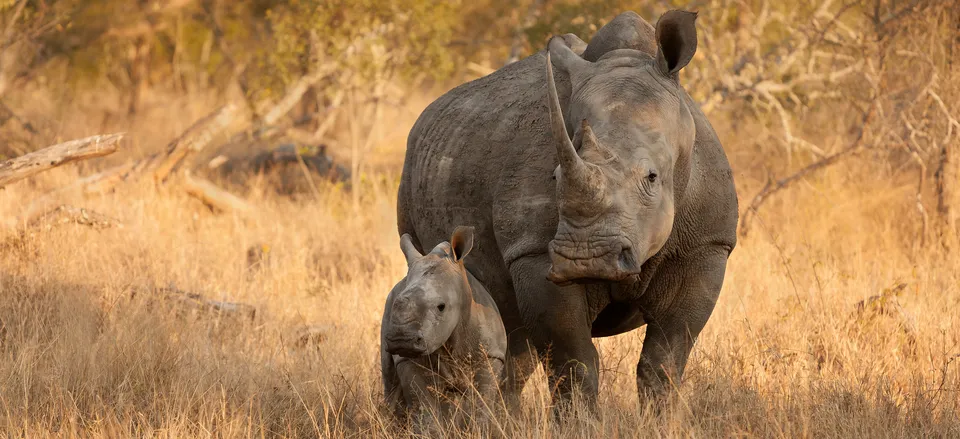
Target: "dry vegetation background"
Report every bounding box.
[0,0,958,437]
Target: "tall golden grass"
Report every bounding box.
[1,61,959,439]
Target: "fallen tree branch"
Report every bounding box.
[148,103,238,184]
[73,105,237,194]
[739,103,878,237]
[1,204,121,250]
[0,133,124,188]
[183,170,255,214]
[26,204,121,230]
[131,284,258,322]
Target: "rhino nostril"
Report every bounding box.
[618,247,640,272]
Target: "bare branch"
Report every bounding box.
[258,71,329,128]
[739,102,879,237]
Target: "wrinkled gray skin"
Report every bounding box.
[397,10,738,412]
[380,226,508,431]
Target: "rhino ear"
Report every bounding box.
[558,33,588,57]
[654,10,698,78]
[548,36,591,79]
[399,234,422,264]
[449,226,475,263]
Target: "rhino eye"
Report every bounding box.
[647,172,658,183]
[437,303,446,312]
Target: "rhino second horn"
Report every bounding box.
[579,119,610,161]
[545,52,587,182]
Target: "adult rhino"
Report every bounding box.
[397,10,738,410]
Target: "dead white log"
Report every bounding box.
[183,170,255,214]
[0,133,124,188]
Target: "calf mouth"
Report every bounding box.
[546,239,641,285]
[384,333,428,358]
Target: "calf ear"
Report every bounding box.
[399,234,422,264]
[449,226,475,263]
[654,10,698,78]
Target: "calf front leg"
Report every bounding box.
[394,360,443,434]
[637,246,729,401]
[510,255,599,413]
[381,350,405,421]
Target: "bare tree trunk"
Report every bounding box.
[127,36,151,117]
[935,138,958,246]
[935,5,960,248]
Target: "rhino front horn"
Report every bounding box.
[545,52,587,182]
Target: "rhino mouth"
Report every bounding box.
[546,238,641,284]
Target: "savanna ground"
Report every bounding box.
[1,1,959,438]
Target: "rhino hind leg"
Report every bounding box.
[636,245,729,403]
[509,255,601,414]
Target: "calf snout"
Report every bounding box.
[384,327,428,358]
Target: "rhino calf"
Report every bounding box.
[380,226,507,431]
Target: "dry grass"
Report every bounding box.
[1,82,959,438]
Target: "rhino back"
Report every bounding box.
[399,51,573,276]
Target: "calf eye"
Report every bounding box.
[647,172,658,183]
[437,303,446,312]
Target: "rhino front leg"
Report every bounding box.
[636,246,729,402]
[503,328,538,410]
[510,255,599,412]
